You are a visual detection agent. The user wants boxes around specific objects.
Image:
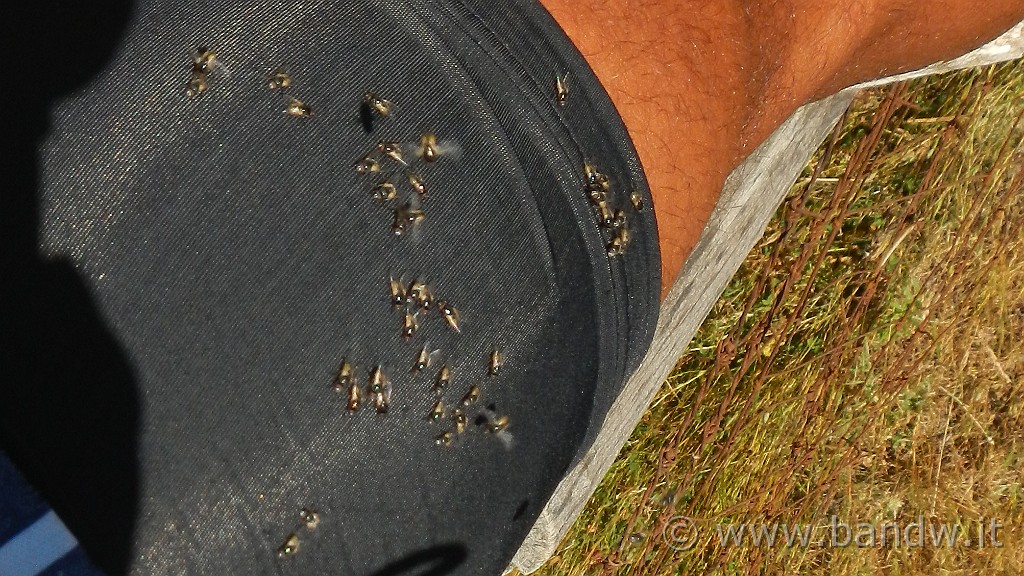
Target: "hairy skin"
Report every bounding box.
[538,0,1024,298]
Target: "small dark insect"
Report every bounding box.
[391,204,425,236]
[412,345,431,372]
[373,181,397,202]
[368,365,388,394]
[377,141,405,164]
[267,66,292,91]
[406,171,427,196]
[630,191,644,211]
[354,156,381,174]
[299,508,320,530]
[434,365,451,395]
[389,276,407,308]
[418,133,438,162]
[277,533,300,558]
[460,385,479,407]
[284,96,313,118]
[439,301,460,334]
[435,431,453,446]
[363,92,394,118]
[452,408,467,434]
[586,186,606,205]
[488,350,503,377]
[427,399,445,422]
[555,72,569,106]
[607,227,631,256]
[401,310,418,339]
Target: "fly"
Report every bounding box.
[460,385,479,407]
[267,66,292,91]
[434,365,450,395]
[415,133,461,162]
[487,414,510,434]
[488,350,503,376]
[427,399,445,422]
[284,96,313,118]
[418,133,438,162]
[186,74,209,98]
[346,376,361,413]
[412,344,434,372]
[332,360,353,393]
[452,408,467,434]
[391,204,425,236]
[186,47,228,98]
[277,533,300,558]
[406,170,426,196]
[607,227,631,256]
[407,279,424,301]
[373,181,397,201]
[401,310,418,339]
[389,276,407,308]
[596,201,616,228]
[368,365,388,394]
[363,92,394,118]
[192,48,217,74]
[299,508,320,530]
[583,161,609,191]
[554,72,569,106]
[370,366,393,412]
[377,141,405,165]
[439,301,460,334]
[610,209,626,229]
[354,156,380,174]
[630,190,644,211]
[372,389,391,414]
[418,285,434,312]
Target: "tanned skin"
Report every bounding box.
[537,1,1024,298]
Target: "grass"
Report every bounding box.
[523,60,1024,575]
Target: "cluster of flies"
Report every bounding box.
[182,47,586,558]
[354,93,458,237]
[183,47,314,117]
[327,277,509,447]
[276,507,320,558]
[552,68,640,257]
[185,48,228,98]
[583,161,641,257]
[553,69,642,257]
[389,276,460,340]
[431,349,512,448]
[327,276,457,416]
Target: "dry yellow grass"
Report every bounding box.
[523,60,1024,575]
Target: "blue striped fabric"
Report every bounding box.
[0,454,105,576]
